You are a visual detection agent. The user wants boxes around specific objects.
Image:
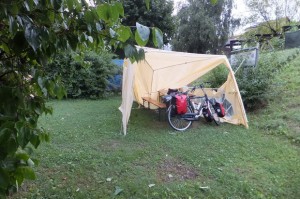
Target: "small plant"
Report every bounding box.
[235,48,300,110]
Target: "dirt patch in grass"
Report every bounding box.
[286,102,300,109]
[234,167,253,175]
[156,158,199,183]
[99,140,123,151]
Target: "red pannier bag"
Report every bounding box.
[213,102,225,117]
[175,94,187,114]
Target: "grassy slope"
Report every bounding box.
[11,53,300,199]
[252,55,300,143]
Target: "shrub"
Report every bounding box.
[270,37,284,50]
[235,49,300,110]
[191,64,229,88]
[194,49,300,111]
[47,50,120,99]
[235,62,275,110]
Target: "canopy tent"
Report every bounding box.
[119,47,248,135]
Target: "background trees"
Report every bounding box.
[172,0,239,53]
[244,0,300,35]
[121,0,175,46]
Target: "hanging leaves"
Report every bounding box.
[135,22,150,46]
[152,27,164,48]
[24,24,40,52]
[0,0,164,195]
[145,0,150,10]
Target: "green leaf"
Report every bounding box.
[16,125,31,149]
[4,134,18,155]
[116,26,131,42]
[67,34,78,51]
[210,0,218,5]
[12,31,27,54]
[66,0,73,10]
[54,85,66,100]
[124,44,137,58]
[27,158,35,167]
[96,3,110,22]
[0,43,10,54]
[30,133,40,148]
[47,10,55,23]
[31,158,40,166]
[0,128,12,145]
[15,149,30,161]
[136,22,150,42]
[9,16,18,34]
[16,166,36,180]
[53,0,62,10]
[152,27,163,48]
[145,0,150,10]
[134,48,145,62]
[135,31,147,46]
[37,77,44,89]
[11,4,19,15]
[109,4,119,23]
[25,24,40,52]
[114,2,124,17]
[84,10,94,24]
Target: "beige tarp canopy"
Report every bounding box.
[119,47,248,135]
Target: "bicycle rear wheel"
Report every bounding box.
[209,103,221,125]
[167,105,193,131]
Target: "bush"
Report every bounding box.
[235,62,275,110]
[47,50,120,99]
[193,49,300,111]
[191,64,229,88]
[235,49,300,110]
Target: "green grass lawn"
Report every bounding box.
[11,54,300,199]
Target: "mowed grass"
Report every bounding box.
[11,55,300,198]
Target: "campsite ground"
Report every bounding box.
[11,54,300,198]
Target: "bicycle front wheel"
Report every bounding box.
[167,105,193,131]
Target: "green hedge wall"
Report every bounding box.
[46,51,120,99]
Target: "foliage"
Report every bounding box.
[46,50,119,99]
[201,64,229,88]
[0,0,163,196]
[191,64,229,88]
[235,49,300,110]
[172,0,240,53]
[121,0,175,46]
[270,36,285,50]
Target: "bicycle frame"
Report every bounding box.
[182,85,216,120]
[163,83,221,131]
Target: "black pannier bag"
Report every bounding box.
[167,88,178,95]
[202,107,213,122]
[163,88,178,116]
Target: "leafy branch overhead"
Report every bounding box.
[0,0,163,195]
